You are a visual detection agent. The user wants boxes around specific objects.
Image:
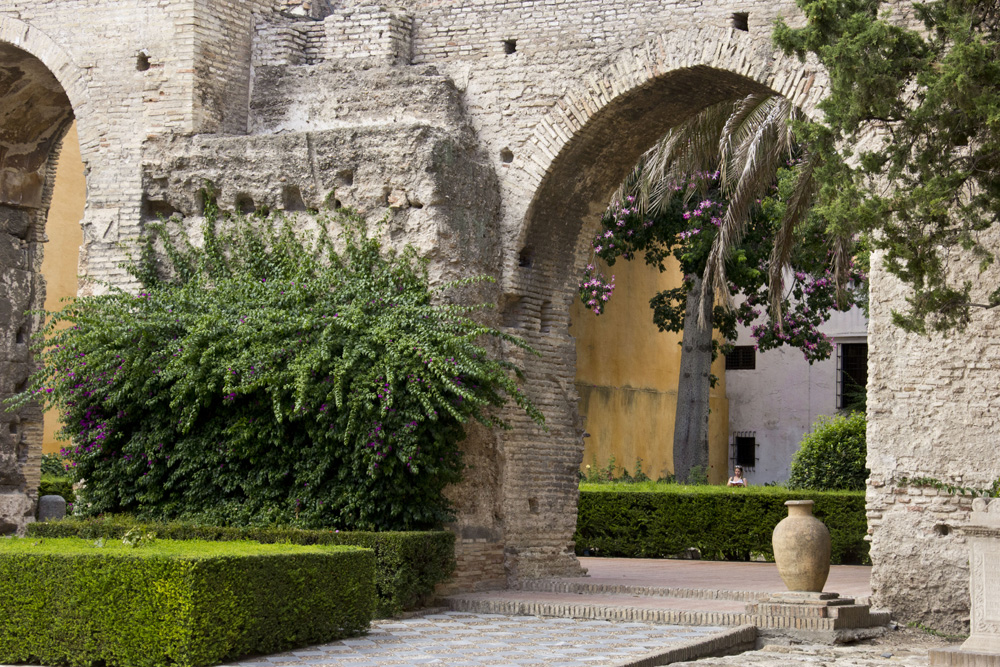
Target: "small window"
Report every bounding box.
[732,432,756,470]
[838,343,868,409]
[725,345,755,370]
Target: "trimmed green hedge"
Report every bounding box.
[0,538,373,667]
[575,484,869,565]
[27,516,454,617]
[38,475,75,507]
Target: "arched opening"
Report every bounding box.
[569,255,730,485]
[496,30,823,579]
[40,123,86,455]
[0,41,82,534]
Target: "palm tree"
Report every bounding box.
[606,93,824,482]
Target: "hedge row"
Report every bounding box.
[575,484,869,564]
[38,475,75,506]
[28,516,454,618]
[0,538,373,667]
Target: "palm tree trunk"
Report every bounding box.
[673,276,714,483]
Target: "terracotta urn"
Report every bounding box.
[772,500,831,592]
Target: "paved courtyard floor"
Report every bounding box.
[220,558,939,667]
[576,557,874,599]
[224,611,731,667]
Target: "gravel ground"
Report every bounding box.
[675,626,964,666]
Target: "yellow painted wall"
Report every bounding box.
[40,122,85,454]
[569,255,729,484]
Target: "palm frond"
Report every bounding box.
[768,153,817,321]
[720,95,777,190]
[701,97,800,319]
[613,99,739,215]
[830,232,855,309]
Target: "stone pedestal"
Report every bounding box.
[751,501,889,643]
[37,495,66,522]
[747,591,889,643]
[930,499,1000,665]
[930,647,1000,667]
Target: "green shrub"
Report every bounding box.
[11,207,542,531]
[581,456,654,484]
[788,412,868,491]
[38,475,75,507]
[575,484,869,564]
[39,454,66,476]
[0,537,373,667]
[28,515,454,617]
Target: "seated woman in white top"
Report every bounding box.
[727,465,747,487]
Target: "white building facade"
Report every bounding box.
[724,307,868,485]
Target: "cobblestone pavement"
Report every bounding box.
[225,611,729,667]
[674,642,933,666]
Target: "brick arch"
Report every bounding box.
[512,26,825,267]
[0,18,90,536]
[0,16,93,165]
[493,27,826,580]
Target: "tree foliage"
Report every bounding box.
[12,207,543,530]
[775,0,1000,333]
[581,168,865,363]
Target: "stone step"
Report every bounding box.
[520,577,872,606]
[443,590,753,627]
[442,589,893,644]
[520,578,770,602]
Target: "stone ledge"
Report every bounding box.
[930,647,1000,667]
[520,578,769,602]
[443,595,753,627]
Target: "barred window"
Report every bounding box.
[732,433,756,470]
[725,345,755,370]
[837,343,868,409]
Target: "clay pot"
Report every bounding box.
[772,500,831,592]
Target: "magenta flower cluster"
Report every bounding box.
[579,263,616,316]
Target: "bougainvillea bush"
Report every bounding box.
[15,207,542,530]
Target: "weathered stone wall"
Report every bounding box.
[2,1,978,630]
[237,0,828,583]
[866,242,1000,633]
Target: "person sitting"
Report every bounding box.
[727,465,747,487]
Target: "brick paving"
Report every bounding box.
[444,558,877,628]
[572,558,874,600]
[224,612,735,667]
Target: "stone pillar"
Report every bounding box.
[0,202,47,536]
[931,498,1000,665]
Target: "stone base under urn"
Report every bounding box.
[747,592,890,644]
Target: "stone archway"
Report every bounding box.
[0,23,89,535]
[494,26,825,580]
